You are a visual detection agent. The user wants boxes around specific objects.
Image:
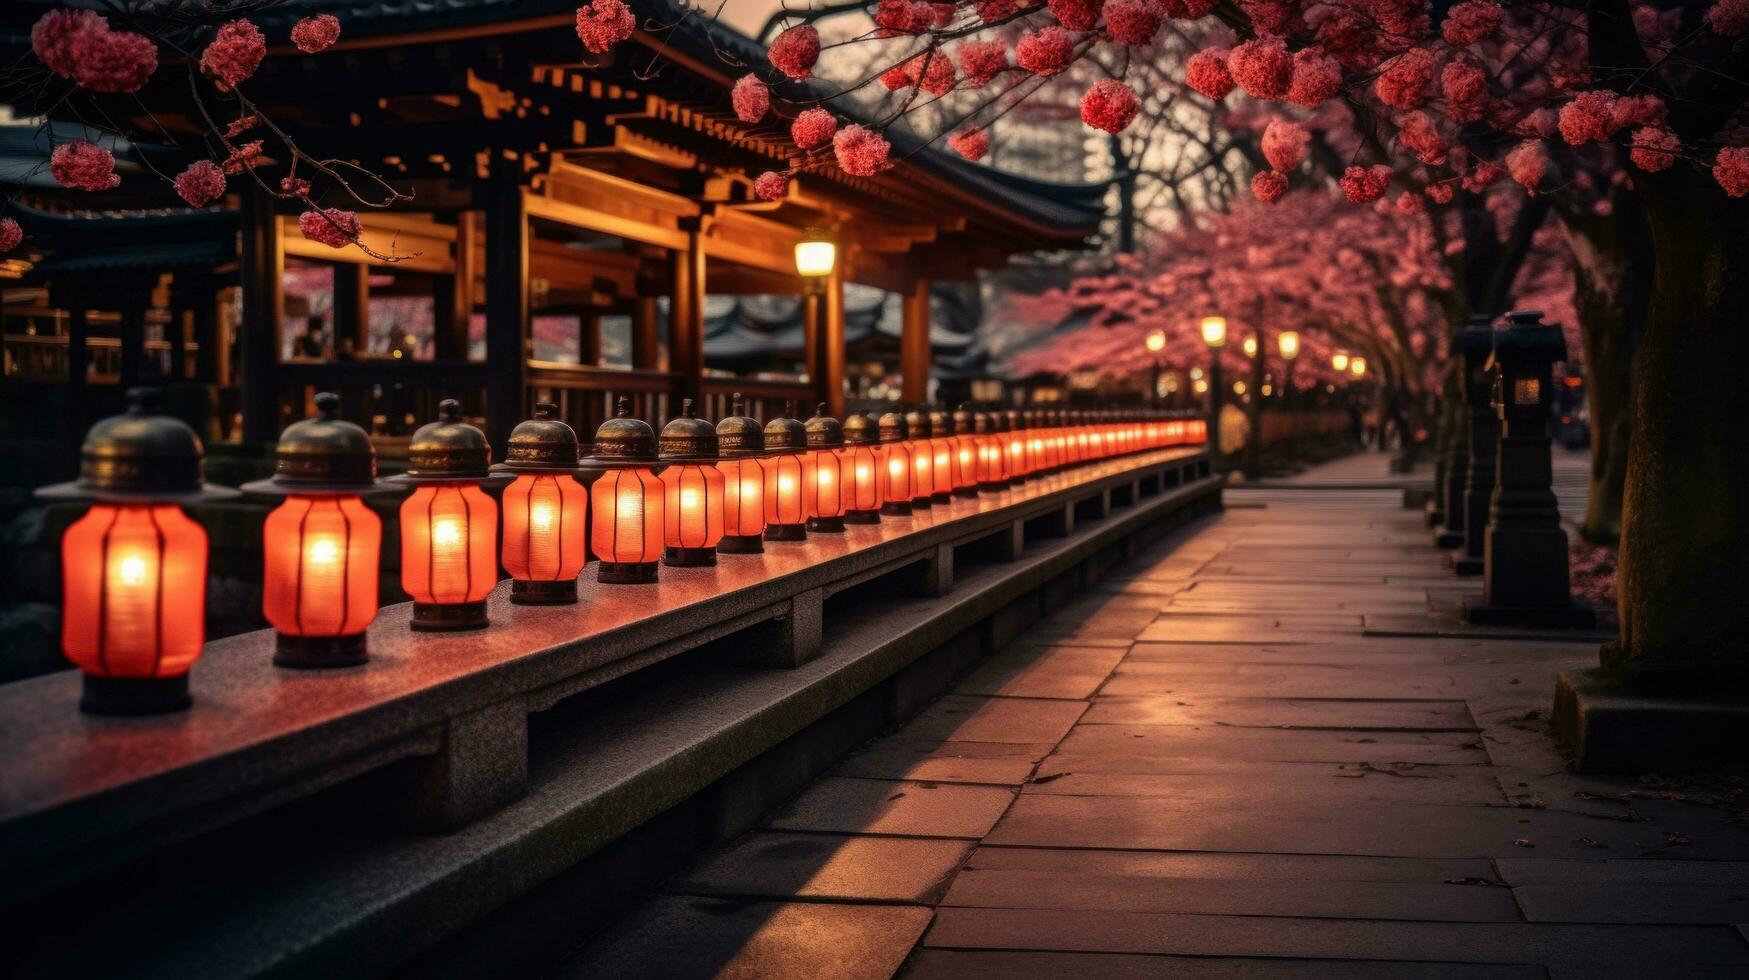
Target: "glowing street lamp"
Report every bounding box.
[715,395,768,553]
[1351,356,1368,377]
[659,399,727,567]
[589,399,665,583]
[396,400,504,630]
[495,403,589,604]
[794,227,838,279]
[1278,331,1301,361]
[39,388,237,713]
[1145,329,1167,353]
[1201,317,1226,461]
[244,392,391,666]
[1200,316,1226,348]
[1332,351,1350,372]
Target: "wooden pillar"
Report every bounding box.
[168,310,188,380]
[821,267,845,418]
[65,307,89,394]
[239,184,283,442]
[670,224,707,399]
[118,295,147,389]
[434,210,475,361]
[484,176,529,457]
[580,311,601,365]
[631,295,660,371]
[191,285,218,382]
[802,292,821,384]
[901,278,931,405]
[333,262,370,356]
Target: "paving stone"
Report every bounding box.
[1101,663,1460,699]
[1021,770,1505,806]
[1039,725,1492,769]
[1496,858,1749,886]
[953,646,1127,700]
[1512,883,1749,924]
[676,833,972,904]
[1083,696,1478,731]
[1134,618,1359,643]
[903,951,1548,980]
[559,896,932,980]
[764,778,1014,838]
[984,794,1749,859]
[941,847,1518,922]
[1127,642,1453,666]
[896,696,1087,745]
[921,907,1749,973]
[1155,611,1369,626]
[833,739,1049,785]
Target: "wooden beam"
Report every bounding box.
[484,176,530,457]
[239,185,283,443]
[822,267,846,418]
[901,279,931,404]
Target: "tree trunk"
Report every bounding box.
[1242,340,1266,479]
[1558,189,1652,545]
[1608,168,1749,692]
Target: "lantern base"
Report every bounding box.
[955,487,980,499]
[844,509,881,525]
[80,674,191,716]
[911,497,933,510]
[881,501,913,517]
[275,633,369,668]
[806,515,845,533]
[764,523,807,542]
[664,546,718,567]
[718,533,765,554]
[511,579,579,605]
[598,560,660,584]
[932,491,954,504]
[411,601,489,631]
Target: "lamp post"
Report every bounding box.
[1201,316,1226,464]
[1436,319,1493,550]
[1145,329,1166,406]
[494,403,589,604]
[716,395,768,553]
[1278,330,1300,466]
[244,392,392,666]
[659,399,727,567]
[396,400,506,630]
[38,387,237,713]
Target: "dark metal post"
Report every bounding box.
[483,169,529,458]
[1453,327,1500,576]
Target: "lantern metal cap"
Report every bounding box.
[491,401,583,474]
[842,411,879,445]
[929,408,953,437]
[716,394,766,457]
[394,399,500,484]
[877,411,909,444]
[952,403,977,434]
[763,401,807,454]
[659,399,720,462]
[971,409,995,435]
[38,387,238,504]
[241,392,391,497]
[590,397,659,464]
[804,403,844,448]
[903,407,932,440]
[1006,409,1027,431]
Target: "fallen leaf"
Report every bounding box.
[1514,837,1535,848]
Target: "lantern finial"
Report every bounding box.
[438,398,461,423]
[126,385,161,414]
[682,397,696,417]
[314,391,340,419]
[616,396,632,417]
[533,401,557,420]
[731,392,745,415]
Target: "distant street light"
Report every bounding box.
[1201,317,1226,463]
[1332,351,1349,372]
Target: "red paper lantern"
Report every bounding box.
[878,411,914,515]
[39,388,237,714]
[398,401,502,630]
[763,405,808,541]
[1004,410,1029,482]
[660,400,726,566]
[590,398,664,583]
[496,403,588,603]
[244,392,389,666]
[715,396,768,553]
[927,409,956,504]
[950,404,981,498]
[803,404,848,532]
[841,412,885,523]
[904,408,935,508]
[976,409,1008,491]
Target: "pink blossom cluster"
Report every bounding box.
[1505,141,1547,194]
[1716,147,1749,197]
[1260,119,1309,172]
[1426,182,1453,204]
[1395,190,1424,214]
[1460,160,1504,193]
[1228,37,1292,100]
[901,52,958,95]
[1398,111,1449,165]
[769,25,821,79]
[50,139,121,191]
[1374,48,1437,110]
[1287,47,1342,107]
[1104,1,1160,45]
[1628,127,1680,173]
[281,175,312,196]
[1081,80,1140,133]
[1242,0,1296,35]
[875,0,937,35]
[753,171,789,201]
[1185,48,1234,100]
[31,10,158,94]
[1440,0,1502,46]
[1251,170,1287,203]
[174,160,227,207]
[201,20,265,90]
[949,126,990,161]
[1048,0,1102,31]
[1340,164,1392,203]
[976,0,1021,20]
[791,108,838,151]
[291,14,342,54]
[0,218,21,254]
[1557,90,1621,145]
[833,125,891,176]
[1440,58,1489,123]
[1706,0,1749,36]
[958,39,1009,86]
[575,0,636,55]
[223,140,265,175]
[1016,27,1076,76]
[298,208,362,249]
[732,75,768,124]
[1157,0,1219,18]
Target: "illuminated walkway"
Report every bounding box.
[564,456,1749,979]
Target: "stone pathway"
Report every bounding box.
[561,458,1749,979]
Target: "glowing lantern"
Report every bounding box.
[396,400,503,630]
[801,404,849,532]
[950,404,981,498]
[659,399,726,566]
[39,388,236,714]
[878,411,914,515]
[1279,331,1301,361]
[975,409,1008,491]
[1023,410,1047,474]
[840,412,885,523]
[589,398,664,583]
[243,392,389,667]
[715,394,768,553]
[1350,356,1368,377]
[763,404,808,541]
[1202,316,1227,348]
[794,227,838,279]
[903,407,935,508]
[1004,410,1029,481]
[927,409,955,504]
[1332,351,1350,372]
[493,403,589,604]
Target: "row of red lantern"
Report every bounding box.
[39,391,1202,715]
